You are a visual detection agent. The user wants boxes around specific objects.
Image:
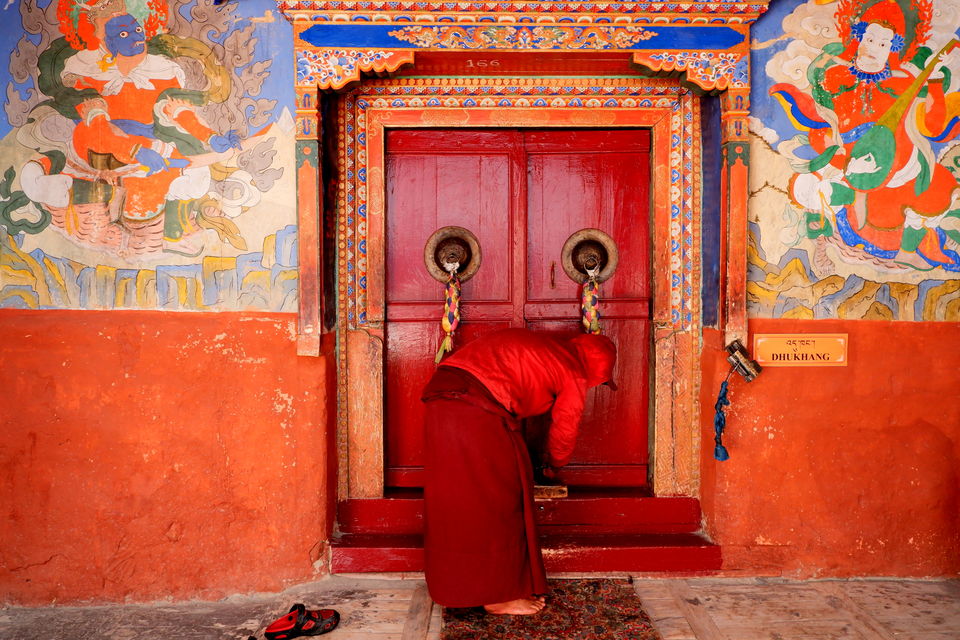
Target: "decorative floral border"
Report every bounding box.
[296,49,414,90]
[279,0,770,22]
[386,25,657,49]
[336,76,699,331]
[638,50,749,90]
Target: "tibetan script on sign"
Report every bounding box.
[753,334,848,367]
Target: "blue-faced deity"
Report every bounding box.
[104,14,145,57]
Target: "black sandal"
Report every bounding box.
[263,603,340,639]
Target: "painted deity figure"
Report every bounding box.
[16,0,252,257]
[772,0,960,271]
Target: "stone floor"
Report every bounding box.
[0,575,957,640]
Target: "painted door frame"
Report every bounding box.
[281,1,765,501]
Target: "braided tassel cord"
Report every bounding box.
[580,277,601,334]
[434,270,461,364]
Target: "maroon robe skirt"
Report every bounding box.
[421,366,549,607]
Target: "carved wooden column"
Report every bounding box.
[720,86,751,345]
[295,86,322,356]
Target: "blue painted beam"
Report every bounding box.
[299,23,745,51]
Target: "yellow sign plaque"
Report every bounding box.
[753,334,848,367]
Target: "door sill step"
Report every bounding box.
[338,492,703,535]
[330,532,721,574]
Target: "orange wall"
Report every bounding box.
[0,310,335,605]
[700,319,960,577]
[4,312,957,605]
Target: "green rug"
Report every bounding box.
[441,578,663,640]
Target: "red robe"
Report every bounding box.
[421,329,615,607]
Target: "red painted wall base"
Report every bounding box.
[0,310,335,605]
[3,312,958,604]
[700,319,960,578]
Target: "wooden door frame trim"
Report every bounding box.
[329,76,703,499]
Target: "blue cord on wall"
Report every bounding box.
[714,377,731,461]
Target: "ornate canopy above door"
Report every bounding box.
[280,1,764,93]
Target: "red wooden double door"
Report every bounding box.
[385,129,651,489]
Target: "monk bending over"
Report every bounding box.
[421,328,617,615]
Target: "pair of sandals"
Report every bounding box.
[253,603,340,639]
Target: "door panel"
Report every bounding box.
[525,319,650,486]
[384,320,513,486]
[385,128,651,488]
[525,130,651,301]
[385,133,518,304]
[524,131,651,483]
[385,131,521,487]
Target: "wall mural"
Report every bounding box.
[0,0,297,310]
[750,0,960,320]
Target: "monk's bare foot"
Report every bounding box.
[483,598,546,615]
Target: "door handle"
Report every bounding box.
[550,262,556,289]
[560,228,619,284]
[423,226,482,283]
